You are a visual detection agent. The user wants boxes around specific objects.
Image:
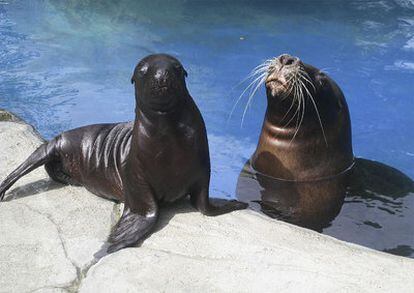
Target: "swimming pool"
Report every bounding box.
[1,0,413,257]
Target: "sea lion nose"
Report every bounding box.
[155,69,170,85]
[279,54,298,66]
[155,69,164,80]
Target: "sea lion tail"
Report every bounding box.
[0,141,57,201]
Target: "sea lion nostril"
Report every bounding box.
[154,70,171,86]
[279,54,297,66]
[285,58,295,66]
[155,69,163,80]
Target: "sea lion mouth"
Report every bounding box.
[146,81,184,113]
[154,85,169,93]
[265,78,288,94]
[150,79,180,96]
[265,78,283,85]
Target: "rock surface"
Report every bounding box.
[0,114,116,292]
[1,112,414,292]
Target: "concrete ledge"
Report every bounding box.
[1,111,414,292]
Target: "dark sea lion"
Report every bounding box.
[0,53,247,253]
[236,53,354,230]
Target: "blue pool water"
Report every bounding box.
[0,1,413,255]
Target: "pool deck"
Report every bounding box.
[1,110,414,293]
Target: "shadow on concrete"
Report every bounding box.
[3,178,66,202]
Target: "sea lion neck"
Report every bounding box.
[264,100,301,132]
[261,109,297,139]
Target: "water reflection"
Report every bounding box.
[236,158,414,257]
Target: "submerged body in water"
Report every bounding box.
[237,157,414,256]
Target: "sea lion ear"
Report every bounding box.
[184,69,188,78]
[131,76,135,84]
[338,98,344,109]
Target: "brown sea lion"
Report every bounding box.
[0,53,247,253]
[236,53,354,230]
[252,53,354,180]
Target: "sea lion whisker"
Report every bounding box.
[297,77,328,146]
[288,85,303,143]
[251,63,272,74]
[282,82,301,127]
[319,67,332,74]
[280,72,301,124]
[290,79,302,123]
[281,71,298,101]
[280,80,294,101]
[228,71,267,122]
[297,75,314,99]
[297,71,315,97]
[290,89,306,146]
[233,66,267,89]
[254,60,273,70]
[280,92,297,124]
[231,60,272,92]
[249,60,274,76]
[300,71,314,87]
[241,74,267,126]
[298,69,316,92]
[296,78,306,125]
[305,89,328,146]
[250,68,270,79]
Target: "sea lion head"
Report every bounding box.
[131,54,188,113]
[263,53,346,124]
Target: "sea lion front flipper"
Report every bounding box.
[107,178,158,253]
[107,205,158,253]
[190,179,248,216]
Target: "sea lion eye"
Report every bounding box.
[131,63,149,84]
[139,64,149,75]
[317,71,327,86]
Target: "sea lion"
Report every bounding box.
[235,54,414,254]
[252,53,354,180]
[0,53,247,253]
[236,53,355,230]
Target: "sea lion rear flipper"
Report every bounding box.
[190,179,248,216]
[0,141,57,201]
